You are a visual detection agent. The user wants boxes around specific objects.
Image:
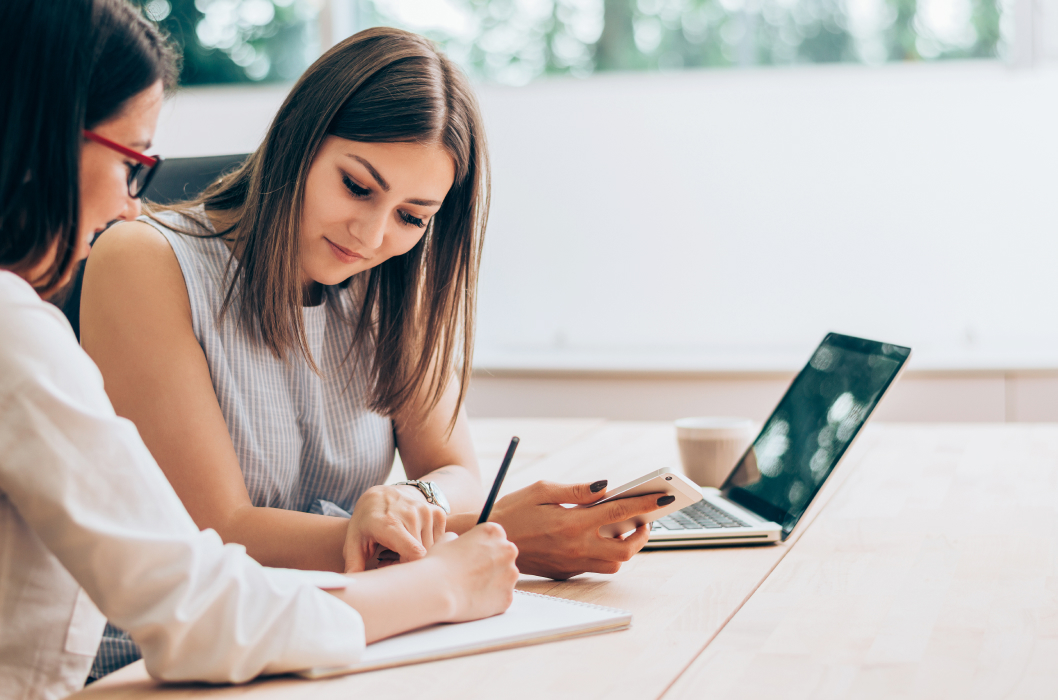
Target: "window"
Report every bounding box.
[365,0,1013,84]
[137,0,321,84]
[140,0,1014,86]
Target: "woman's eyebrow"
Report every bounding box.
[346,154,389,191]
[345,153,442,206]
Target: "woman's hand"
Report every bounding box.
[428,524,520,622]
[332,522,519,643]
[342,484,447,573]
[488,480,667,580]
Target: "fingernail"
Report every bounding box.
[657,495,675,507]
[590,480,608,493]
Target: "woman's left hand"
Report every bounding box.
[343,484,448,573]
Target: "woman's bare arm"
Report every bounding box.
[81,221,348,571]
[338,378,486,570]
[393,380,485,514]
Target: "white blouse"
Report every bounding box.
[0,271,364,700]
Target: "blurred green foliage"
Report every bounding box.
[132,0,318,85]
[388,0,1010,83]
[137,0,1008,87]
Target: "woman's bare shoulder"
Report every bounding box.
[82,219,190,323]
[87,219,178,271]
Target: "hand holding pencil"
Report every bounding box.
[408,437,522,621]
[376,439,520,575]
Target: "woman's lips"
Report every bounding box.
[325,237,365,264]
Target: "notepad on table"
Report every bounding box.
[300,589,632,679]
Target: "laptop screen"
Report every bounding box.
[720,333,910,540]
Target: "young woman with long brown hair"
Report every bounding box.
[0,2,518,697]
[81,26,667,679]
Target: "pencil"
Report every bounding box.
[477,437,520,524]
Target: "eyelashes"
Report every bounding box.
[400,212,426,228]
[342,174,370,197]
[342,173,429,229]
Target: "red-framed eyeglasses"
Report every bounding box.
[83,130,164,199]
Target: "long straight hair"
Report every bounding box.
[169,28,489,424]
[0,0,177,297]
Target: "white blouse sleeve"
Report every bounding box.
[0,283,364,683]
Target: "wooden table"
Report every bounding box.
[72,421,1058,700]
[665,424,1058,699]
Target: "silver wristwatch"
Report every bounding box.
[395,480,451,513]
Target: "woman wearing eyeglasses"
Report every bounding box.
[0,2,519,697]
[84,130,165,198]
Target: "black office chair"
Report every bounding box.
[58,153,249,338]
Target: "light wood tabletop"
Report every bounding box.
[664,424,1058,700]
[70,421,1058,700]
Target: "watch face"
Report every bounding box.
[425,482,451,513]
[398,480,450,513]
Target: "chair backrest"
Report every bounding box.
[143,153,249,206]
[58,153,249,338]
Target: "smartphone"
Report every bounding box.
[587,468,703,538]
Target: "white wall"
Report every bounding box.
[474,61,1058,372]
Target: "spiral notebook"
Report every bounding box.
[300,590,632,678]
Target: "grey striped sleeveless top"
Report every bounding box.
[147,208,395,516]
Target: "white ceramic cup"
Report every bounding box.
[675,417,756,488]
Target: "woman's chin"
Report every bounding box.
[311,264,365,288]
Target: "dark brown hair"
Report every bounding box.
[169,27,489,424]
[0,0,178,297]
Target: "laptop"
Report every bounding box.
[646,332,910,548]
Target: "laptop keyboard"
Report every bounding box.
[652,499,749,531]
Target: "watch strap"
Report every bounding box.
[395,480,450,513]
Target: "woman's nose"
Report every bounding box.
[356,214,387,250]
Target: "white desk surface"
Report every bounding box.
[72,421,1058,699]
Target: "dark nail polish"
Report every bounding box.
[657,495,676,507]
[590,480,608,493]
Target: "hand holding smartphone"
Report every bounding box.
[585,468,703,538]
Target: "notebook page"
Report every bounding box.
[301,590,632,678]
